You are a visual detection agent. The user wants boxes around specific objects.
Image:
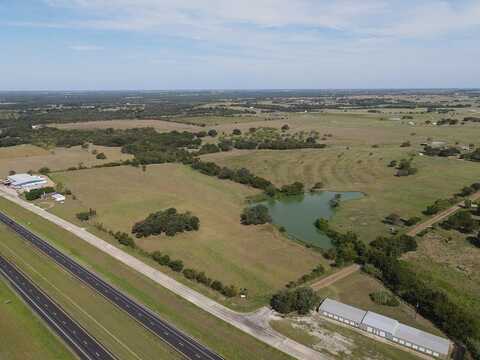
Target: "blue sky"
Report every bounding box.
[1,0,479,90]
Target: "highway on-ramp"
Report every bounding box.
[0,212,223,360]
[0,254,117,360]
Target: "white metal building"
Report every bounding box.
[319,298,451,358]
[6,174,47,190]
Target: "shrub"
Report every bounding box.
[207,129,218,137]
[96,152,107,160]
[76,212,91,221]
[38,167,51,174]
[168,259,184,272]
[183,268,197,280]
[240,205,271,225]
[211,280,224,292]
[280,182,304,196]
[404,216,421,226]
[114,231,136,248]
[222,285,238,298]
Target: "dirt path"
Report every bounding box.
[310,264,360,291]
[407,192,480,237]
[0,186,329,360]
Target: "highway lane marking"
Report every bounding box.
[0,241,144,360]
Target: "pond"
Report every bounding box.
[256,191,364,248]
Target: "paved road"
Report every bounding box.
[0,254,117,360]
[0,188,329,360]
[310,264,360,291]
[407,192,480,237]
[0,212,223,360]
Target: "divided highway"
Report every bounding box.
[0,212,223,360]
[0,254,117,360]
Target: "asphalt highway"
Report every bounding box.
[0,254,117,360]
[0,212,223,360]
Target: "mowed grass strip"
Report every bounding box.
[0,224,182,360]
[49,164,325,308]
[0,144,132,177]
[0,252,75,360]
[0,197,293,360]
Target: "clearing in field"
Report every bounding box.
[48,164,325,308]
[0,144,132,177]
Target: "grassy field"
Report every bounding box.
[0,197,293,360]
[202,112,480,242]
[47,164,326,309]
[0,223,182,360]
[271,316,422,360]
[0,144,132,177]
[50,119,204,132]
[403,228,480,323]
[315,271,441,335]
[0,245,75,360]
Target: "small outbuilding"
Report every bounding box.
[51,193,66,203]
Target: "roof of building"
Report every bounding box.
[7,174,46,186]
[394,323,450,355]
[362,311,399,334]
[319,298,367,323]
[51,193,66,201]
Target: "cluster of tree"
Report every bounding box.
[279,182,304,196]
[441,211,478,233]
[257,139,326,150]
[285,264,325,288]
[369,291,400,307]
[24,186,55,201]
[395,158,418,176]
[76,208,97,221]
[182,268,238,298]
[270,287,320,315]
[423,146,460,157]
[190,159,274,191]
[240,205,272,225]
[132,208,200,237]
[459,183,480,196]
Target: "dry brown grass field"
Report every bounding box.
[49,164,326,309]
[50,119,204,132]
[0,144,132,177]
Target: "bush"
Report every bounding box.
[207,129,218,137]
[362,263,382,278]
[370,291,400,307]
[96,152,107,160]
[76,212,91,221]
[168,259,184,272]
[114,231,136,248]
[280,182,304,196]
[240,205,271,225]
[404,216,421,226]
[183,268,197,280]
[211,280,224,292]
[222,285,238,298]
[38,167,50,174]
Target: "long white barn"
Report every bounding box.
[319,298,451,359]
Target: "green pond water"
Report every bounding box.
[256,191,364,248]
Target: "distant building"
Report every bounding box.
[319,298,450,358]
[6,174,47,191]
